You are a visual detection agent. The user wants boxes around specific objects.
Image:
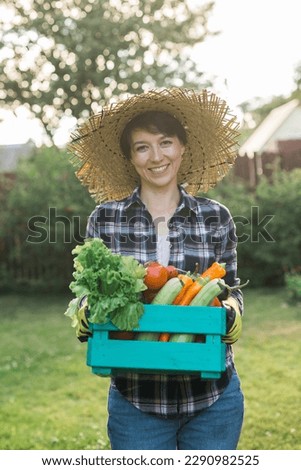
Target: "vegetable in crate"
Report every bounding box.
[143,261,169,289]
[136,276,184,341]
[187,277,249,345]
[154,262,227,343]
[170,271,249,344]
[176,262,226,306]
[148,275,186,342]
[64,238,147,332]
[142,262,179,303]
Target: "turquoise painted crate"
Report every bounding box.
[86,304,226,379]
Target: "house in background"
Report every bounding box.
[234,99,301,185]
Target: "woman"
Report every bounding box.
[69,88,244,450]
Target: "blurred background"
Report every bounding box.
[0,0,301,452]
[0,0,300,294]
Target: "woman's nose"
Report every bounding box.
[150,145,163,161]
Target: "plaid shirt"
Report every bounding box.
[86,186,243,418]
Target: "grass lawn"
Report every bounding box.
[0,288,300,450]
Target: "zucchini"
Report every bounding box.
[136,277,183,341]
[189,278,225,306]
[151,277,184,305]
[190,278,249,306]
[169,278,249,343]
[169,279,225,343]
[168,333,195,343]
[135,332,160,341]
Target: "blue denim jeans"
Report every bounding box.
[107,371,244,450]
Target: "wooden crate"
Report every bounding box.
[87,304,226,379]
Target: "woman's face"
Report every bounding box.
[130,128,185,191]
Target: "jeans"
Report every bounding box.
[107,371,244,450]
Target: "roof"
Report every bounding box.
[239,99,301,157]
[0,141,35,172]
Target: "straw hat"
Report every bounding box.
[68,88,240,202]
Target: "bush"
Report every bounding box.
[0,147,95,293]
[253,169,301,285]
[285,272,301,303]
[1,155,301,291]
[207,168,301,287]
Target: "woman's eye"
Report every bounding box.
[136,145,148,152]
[161,139,173,147]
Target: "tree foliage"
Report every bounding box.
[1,152,301,291]
[208,168,301,287]
[0,0,216,142]
[0,147,95,291]
[1,147,95,245]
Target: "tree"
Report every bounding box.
[291,61,301,103]
[0,0,217,143]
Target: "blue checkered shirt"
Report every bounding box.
[86,186,243,418]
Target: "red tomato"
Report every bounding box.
[144,262,168,290]
[166,265,178,279]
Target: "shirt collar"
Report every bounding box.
[124,185,199,214]
[123,186,145,211]
[177,186,199,214]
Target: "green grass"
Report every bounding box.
[0,289,300,450]
[234,288,301,450]
[0,294,110,450]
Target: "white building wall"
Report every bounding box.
[263,107,301,152]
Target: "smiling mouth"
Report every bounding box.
[149,164,169,174]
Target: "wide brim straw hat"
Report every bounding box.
[68,88,240,202]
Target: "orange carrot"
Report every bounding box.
[177,262,227,306]
[172,274,194,305]
[178,278,207,305]
[159,333,171,342]
[211,296,222,306]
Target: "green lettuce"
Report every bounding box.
[65,238,147,330]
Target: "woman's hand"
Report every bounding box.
[76,296,92,343]
[222,302,242,344]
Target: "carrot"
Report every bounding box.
[158,333,171,342]
[210,296,222,306]
[177,262,227,306]
[172,274,194,305]
[178,277,206,305]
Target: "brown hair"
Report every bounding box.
[120,111,187,159]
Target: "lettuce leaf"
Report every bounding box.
[67,238,147,330]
